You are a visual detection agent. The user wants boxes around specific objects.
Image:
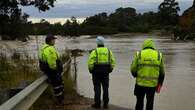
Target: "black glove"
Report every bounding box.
[89,70,93,74]
[56,60,63,73]
[132,72,137,78]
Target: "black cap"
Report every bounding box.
[45,34,56,44]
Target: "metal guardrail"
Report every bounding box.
[0,59,71,110]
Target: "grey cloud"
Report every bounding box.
[22,0,194,18]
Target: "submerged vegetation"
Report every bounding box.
[0,49,77,109]
[0,51,40,89]
[0,49,72,88]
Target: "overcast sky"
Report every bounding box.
[22,0,194,18]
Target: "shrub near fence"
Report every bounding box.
[0,51,40,90]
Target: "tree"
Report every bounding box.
[193,0,195,7]
[158,0,180,26]
[0,0,56,40]
[83,12,108,27]
[62,17,80,37]
[63,19,71,36]
[109,7,137,32]
[141,11,158,26]
[174,0,195,40]
[70,16,80,37]
[33,19,51,35]
[0,0,56,12]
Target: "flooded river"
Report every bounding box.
[67,35,195,110]
[1,35,195,109]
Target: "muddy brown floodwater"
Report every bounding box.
[73,35,195,110]
[1,35,195,110]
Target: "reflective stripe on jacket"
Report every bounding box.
[136,49,162,87]
[88,47,116,73]
[131,39,165,87]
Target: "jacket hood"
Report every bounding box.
[142,38,156,50]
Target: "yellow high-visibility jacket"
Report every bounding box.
[39,43,59,70]
[131,39,165,87]
[88,47,116,73]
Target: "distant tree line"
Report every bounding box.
[0,0,194,40]
[28,0,181,37]
[21,3,181,37]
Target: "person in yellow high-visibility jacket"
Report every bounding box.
[131,38,165,110]
[88,36,116,109]
[39,34,64,105]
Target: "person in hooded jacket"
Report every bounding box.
[131,38,165,110]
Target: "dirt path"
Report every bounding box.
[58,103,132,110]
[52,94,132,110]
[82,104,132,110]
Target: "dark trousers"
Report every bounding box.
[134,85,156,110]
[92,74,109,105]
[45,71,64,104]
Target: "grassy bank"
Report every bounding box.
[0,49,80,109]
[0,52,40,89]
